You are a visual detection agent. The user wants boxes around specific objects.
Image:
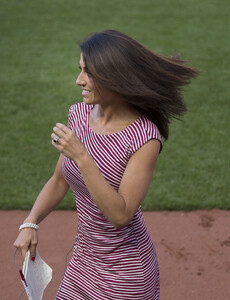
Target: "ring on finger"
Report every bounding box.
[53,136,60,144]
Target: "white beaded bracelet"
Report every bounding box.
[19,223,39,232]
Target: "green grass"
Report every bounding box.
[0,0,229,210]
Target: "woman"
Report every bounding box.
[14,30,199,299]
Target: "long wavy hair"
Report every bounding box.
[80,30,199,140]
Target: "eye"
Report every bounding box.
[85,68,92,78]
[78,64,92,78]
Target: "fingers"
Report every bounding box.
[51,132,61,143]
[14,229,38,260]
[51,122,83,161]
[51,123,70,144]
[51,123,75,146]
[53,123,69,136]
[52,127,63,139]
[30,241,37,261]
[21,243,30,259]
[14,239,30,259]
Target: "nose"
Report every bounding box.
[76,72,86,86]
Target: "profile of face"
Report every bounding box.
[76,53,100,105]
[76,53,121,106]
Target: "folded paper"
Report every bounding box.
[21,249,52,300]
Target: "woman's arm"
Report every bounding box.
[78,139,160,228]
[14,154,69,258]
[52,123,160,228]
[24,154,69,225]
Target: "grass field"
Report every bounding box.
[0,0,229,210]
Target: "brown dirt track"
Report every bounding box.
[1,210,230,300]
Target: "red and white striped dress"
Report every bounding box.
[57,102,161,299]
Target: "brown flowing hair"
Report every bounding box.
[80,30,199,140]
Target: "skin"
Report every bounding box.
[14,53,161,261]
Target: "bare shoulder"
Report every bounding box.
[130,139,161,167]
[118,139,161,222]
[119,139,161,194]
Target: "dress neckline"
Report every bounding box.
[87,105,143,137]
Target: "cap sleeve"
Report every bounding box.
[68,105,75,130]
[130,117,162,155]
[67,102,90,131]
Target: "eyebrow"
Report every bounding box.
[78,63,90,74]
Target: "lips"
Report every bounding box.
[82,89,90,96]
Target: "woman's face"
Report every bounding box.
[76,53,122,107]
[76,53,102,105]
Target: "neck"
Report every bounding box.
[92,101,139,126]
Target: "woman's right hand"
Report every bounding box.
[14,228,38,261]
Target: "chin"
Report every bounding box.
[83,97,93,105]
[83,96,100,106]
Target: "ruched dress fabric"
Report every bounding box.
[56,102,161,300]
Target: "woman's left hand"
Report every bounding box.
[51,123,85,162]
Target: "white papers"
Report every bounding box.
[21,249,53,300]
